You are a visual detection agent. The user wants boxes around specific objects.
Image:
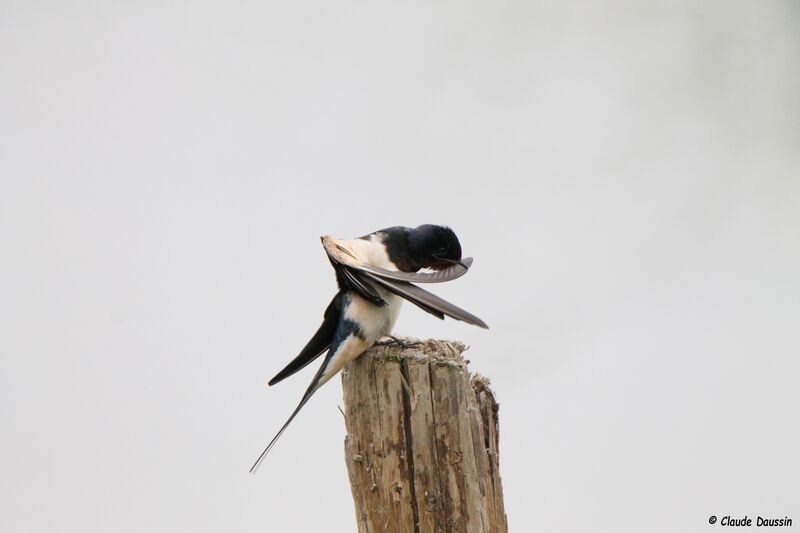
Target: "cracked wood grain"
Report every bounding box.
[342,339,507,533]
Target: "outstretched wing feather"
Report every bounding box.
[357,270,488,329]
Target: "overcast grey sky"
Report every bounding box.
[1,1,799,531]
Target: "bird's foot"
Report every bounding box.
[375,335,421,350]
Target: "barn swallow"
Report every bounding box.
[249,224,487,473]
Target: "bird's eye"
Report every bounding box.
[438,246,446,253]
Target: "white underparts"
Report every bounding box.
[315,233,405,390]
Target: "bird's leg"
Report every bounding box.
[376,335,409,348]
[375,335,421,349]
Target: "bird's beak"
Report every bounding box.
[436,257,468,269]
[451,258,468,269]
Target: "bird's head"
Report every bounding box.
[408,224,464,271]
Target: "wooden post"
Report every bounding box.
[342,338,507,533]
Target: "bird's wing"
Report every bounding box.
[358,270,489,329]
[351,257,473,283]
[321,235,487,328]
[321,235,472,283]
[330,257,386,306]
[267,292,341,387]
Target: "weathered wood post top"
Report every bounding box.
[341,338,507,533]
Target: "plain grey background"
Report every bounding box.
[1,0,798,531]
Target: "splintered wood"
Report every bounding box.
[341,339,507,533]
